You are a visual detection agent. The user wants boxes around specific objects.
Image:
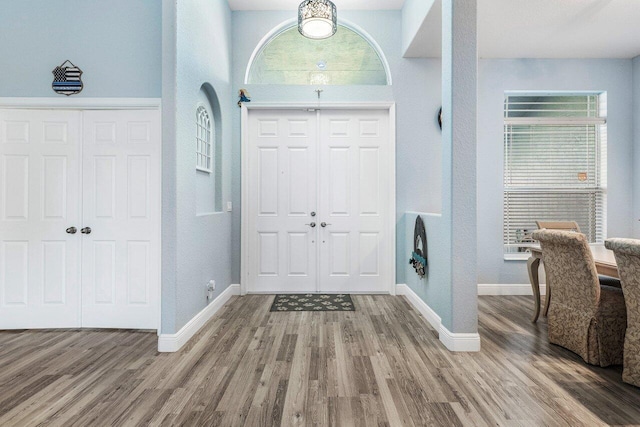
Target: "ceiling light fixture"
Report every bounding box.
[298,0,337,40]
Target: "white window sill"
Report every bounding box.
[503,253,531,261]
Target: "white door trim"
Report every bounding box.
[0,98,162,110]
[0,99,162,331]
[241,102,396,296]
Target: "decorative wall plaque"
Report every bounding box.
[52,60,83,96]
[409,215,428,279]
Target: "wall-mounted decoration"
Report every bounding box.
[52,60,83,96]
[437,107,443,130]
[237,89,251,107]
[409,215,428,278]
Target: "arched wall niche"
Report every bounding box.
[196,82,223,214]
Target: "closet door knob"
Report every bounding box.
[81,227,92,235]
[66,227,77,234]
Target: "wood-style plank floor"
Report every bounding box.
[1,295,640,426]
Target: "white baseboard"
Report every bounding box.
[158,284,240,352]
[478,283,546,296]
[396,284,441,331]
[396,284,481,352]
[438,327,481,352]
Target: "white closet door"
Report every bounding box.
[247,110,318,293]
[81,110,160,329]
[0,110,81,328]
[318,110,391,293]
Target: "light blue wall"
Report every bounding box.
[0,0,161,98]
[634,56,640,238]
[162,0,234,333]
[477,59,635,285]
[401,0,435,55]
[231,11,443,288]
[162,0,178,334]
[394,57,443,286]
[403,212,452,326]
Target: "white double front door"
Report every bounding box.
[0,108,160,329]
[245,108,393,294]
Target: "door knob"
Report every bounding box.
[66,227,77,234]
[81,227,92,234]
[321,222,331,227]
[305,222,316,228]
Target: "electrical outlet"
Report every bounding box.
[207,280,216,301]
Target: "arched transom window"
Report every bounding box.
[246,24,390,85]
[196,105,213,172]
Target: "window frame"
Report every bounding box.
[502,93,607,260]
[244,19,392,86]
[195,103,213,174]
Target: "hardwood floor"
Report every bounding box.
[1,295,639,426]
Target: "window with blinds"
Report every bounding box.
[503,94,607,256]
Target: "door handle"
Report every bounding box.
[321,222,331,227]
[66,227,77,234]
[81,227,92,235]
[305,222,316,228]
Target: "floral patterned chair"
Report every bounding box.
[534,221,621,316]
[532,230,626,367]
[605,238,640,387]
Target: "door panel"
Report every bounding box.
[0,110,81,328]
[328,147,350,215]
[246,109,391,294]
[247,110,318,293]
[81,110,160,329]
[318,110,390,293]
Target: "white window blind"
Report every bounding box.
[503,94,607,256]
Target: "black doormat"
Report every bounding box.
[270,294,355,312]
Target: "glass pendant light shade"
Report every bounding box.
[298,0,337,40]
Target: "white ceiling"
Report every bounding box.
[410,0,640,59]
[230,0,640,59]
[228,0,405,11]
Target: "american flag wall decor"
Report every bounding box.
[52,60,83,96]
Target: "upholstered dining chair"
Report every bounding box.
[535,220,581,233]
[605,238,640,387]
[534,220,620,316]
[532,230,626,367]
[535,221,582,316]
